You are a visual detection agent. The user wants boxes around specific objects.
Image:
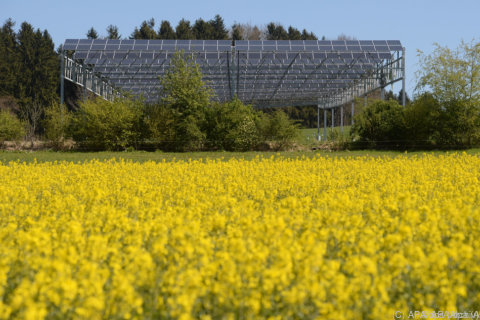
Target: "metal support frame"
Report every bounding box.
[61,39,405,109]
[402,47,406,106]
[351,101,354,125]
[323,107,327,141]
[60,47,65,105]
[340,105,344,133]
[317,104,320,141]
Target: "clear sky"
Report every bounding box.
[1,0,479,97]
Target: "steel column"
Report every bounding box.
[82,67,87,101]
[402,47,406,106]
[331,108,334,133]
[60,48,65,105]
[323,107,327,141]
[340,105,344,133]
[351,101,355,125]
[317,104,320,141]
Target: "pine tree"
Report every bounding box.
[131,19,157,39]
[175,19,194,40]
[231,24,243,41]
[209,14,228,40]
[0,19,19,97]
[193,18,214,40]
[158,20,176,39]
[301,29,318,40]
[287,26,302,40]
[106,25,120,39]
[266,23,288,40]
[86,27,98,39]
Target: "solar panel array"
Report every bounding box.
[62,39,404,106]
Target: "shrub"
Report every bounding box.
[205,99,259,151]
[351,100,406,149]
[257,110,300,150]
[143,103,175,150]
[0,110,25,144]
[43,103,72,149]
[71,98,143,151]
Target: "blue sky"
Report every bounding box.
[1,0,479,97]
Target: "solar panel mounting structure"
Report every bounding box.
[60,39,405,141]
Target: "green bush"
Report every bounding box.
[257,110,300,150]
[71,98,143,151]
[205,99,259,151]
[143,103,175,150]
[351,100,406,149]
[0,110,25,144]
[43,103,72,149]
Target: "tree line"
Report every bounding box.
[87,15,319,41]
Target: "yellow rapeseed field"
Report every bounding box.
[1,154,480,319]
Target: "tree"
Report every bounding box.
[106,25,120,39]
[175,19,194,40]
[86,27,98,39]
[266,23,288,40]
[209,14,228,40]
[158,20,176,39]
[288,26,302,40]
[416,40,480,105]
[231,23,243,41]
[131,18,157,39]
[302,29,318,40]
[350,99,406,149]
[337,33,356,40]
[160,51,213,150]
[192,18,214,40]
[416,40,480,147]
[0,19,19,98]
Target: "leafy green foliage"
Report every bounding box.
[257,110,300,150]
[71,98,143,151]
[43,102,72,148]
[0,110,25,143]
[205,99,259,151]
[351,100,406,149]
[160,51,213,151]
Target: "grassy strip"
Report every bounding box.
[1,149,480,164]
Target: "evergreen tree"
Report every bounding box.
[106,25,120,39]
[301,29,318,40]
[158,20,176,39]
[209,14,228,40]
[175,19,194,40]
[266,23,288,40]
[287,26,302,40]
[0,19,19,98]
[193,18,214,40]
[86,27,98,39]
[231,23,243,41]
[131,18,157,39]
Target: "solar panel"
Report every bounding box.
[62,39,404,107]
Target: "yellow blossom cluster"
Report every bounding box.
[1,154,480,319]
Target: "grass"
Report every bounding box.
[300,126,351,145]
[1,148,480,164]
